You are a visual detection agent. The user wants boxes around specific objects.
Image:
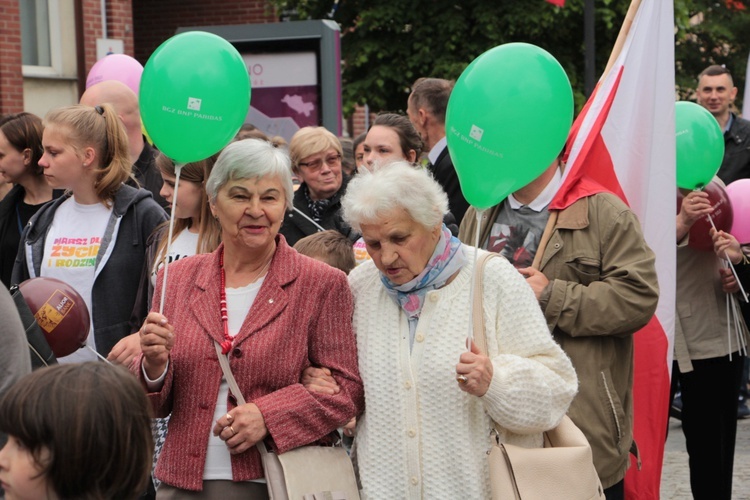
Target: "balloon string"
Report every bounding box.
[727,290,748,360]
[467,209,485,350]
[159,164,183,315]
[292,207,326,232]
[84,344,112,365]
[727,293,733,362]
[731,288,748,356]
[706,213,749,303]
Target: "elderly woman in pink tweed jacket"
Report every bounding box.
[136,139,364,499]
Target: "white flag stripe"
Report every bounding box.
[560,64,621,188]
[601,0,676,363]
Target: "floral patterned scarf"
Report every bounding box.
[381,225,466,348]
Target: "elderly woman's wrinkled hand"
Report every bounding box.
[455,340,494,397]
[139,312,174,379]
[301,366,340,395]
[213,403,268,454]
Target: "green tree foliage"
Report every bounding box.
[675,1,750,109]
[273,0,750,116]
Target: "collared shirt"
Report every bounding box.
[724,113,734,134]
[427,137,447,166]
[484,169,562,268]
[507,168,563,211]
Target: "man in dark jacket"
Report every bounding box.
[696,65,750,185]
[407,78,469,224]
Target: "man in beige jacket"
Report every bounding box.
[459,160,659,500]
[674,185,748,499]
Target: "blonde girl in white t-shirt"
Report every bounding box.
[12,104,167,365]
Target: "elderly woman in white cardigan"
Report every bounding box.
[303,161,577,498]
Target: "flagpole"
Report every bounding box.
[532,211,558,270]
[601,0,643,80]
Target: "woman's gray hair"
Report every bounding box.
[206,138,294,209]
[342,161,448,231]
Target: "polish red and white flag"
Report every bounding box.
[549,0,675,497]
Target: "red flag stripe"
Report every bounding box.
[630,317,672,499]
[550,66,625,210]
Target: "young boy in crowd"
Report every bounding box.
[294,230,356,275]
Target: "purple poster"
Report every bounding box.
[243,52,319,142]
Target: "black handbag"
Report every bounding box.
[9,284,57,369]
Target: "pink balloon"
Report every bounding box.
[726,179,750,244]
[86,54,143,94]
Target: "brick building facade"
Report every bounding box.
[0,0,134,116]
[0,0,25,112]
[1,0,370,136]
[132,0,276,65]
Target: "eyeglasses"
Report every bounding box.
[297,154,342,171]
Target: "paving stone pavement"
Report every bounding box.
[660,416,750,499]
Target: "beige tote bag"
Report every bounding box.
[472,253,604,500]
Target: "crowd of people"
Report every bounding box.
[0,64,747,500]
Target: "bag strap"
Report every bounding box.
[474,253,563,448]
[531,207,558,270]
[214,341,273,457]
[471,252,506,439]
[472,252,500,357]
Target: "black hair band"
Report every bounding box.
[95,105,105,116]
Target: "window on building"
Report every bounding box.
[20,0,61,75]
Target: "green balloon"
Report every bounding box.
[446,43,573,210]
[675,101,724,190]
[140,31,250,164]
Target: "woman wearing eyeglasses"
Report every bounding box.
[280,127,359,247]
